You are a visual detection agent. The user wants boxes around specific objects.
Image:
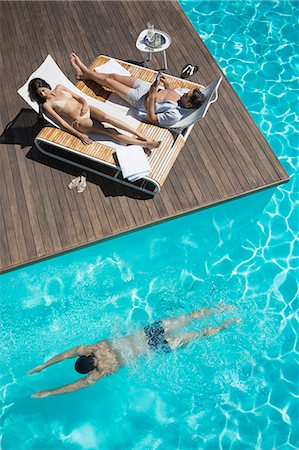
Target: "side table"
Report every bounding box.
[136,29,171,70]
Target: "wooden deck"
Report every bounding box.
[0,1,289,273]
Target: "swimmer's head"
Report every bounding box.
[75,354,96,374]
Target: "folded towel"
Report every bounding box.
[115,145,151,181]
[95,59,130,77]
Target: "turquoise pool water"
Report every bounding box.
[1,1,298,449]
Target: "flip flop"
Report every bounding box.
[68,176,81,190]
[77,173,87,193]
[181,64,199,79]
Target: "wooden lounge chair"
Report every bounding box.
[18,55,221,196]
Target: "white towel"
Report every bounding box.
[94,59,130,77]
[116,145,151,181]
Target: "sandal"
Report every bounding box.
[68,176,81,190]
[77,173,87,193]
[181,64,199,79]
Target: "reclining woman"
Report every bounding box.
[28,78,161,151]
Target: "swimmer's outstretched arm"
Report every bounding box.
[27,345,88,374]
[31,370,102,398]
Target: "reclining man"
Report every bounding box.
[70,53,205,128]
[28,304,239,397]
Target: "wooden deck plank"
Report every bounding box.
[0,0,289,273]
[0,201,11,269]
[0,151,19,266]
[15,148,46,257]
[30,150,62,254]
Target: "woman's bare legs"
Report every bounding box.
[92,126,160,150]
[70,53,138,102]
[165,318,240,350]
[161,304,232,333]
[89,107,161,150]
[75,119,160,152]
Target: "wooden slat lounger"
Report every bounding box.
[28,56,220,195]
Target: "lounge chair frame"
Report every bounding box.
[35,131,164,195]
[33,55,221,196]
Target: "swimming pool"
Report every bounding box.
[1,1,298,448]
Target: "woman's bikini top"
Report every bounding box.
[50,90,72,113]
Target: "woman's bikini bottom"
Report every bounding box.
[72,109,91,129]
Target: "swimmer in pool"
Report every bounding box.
[28,305,239,397]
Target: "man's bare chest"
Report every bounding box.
[156,89,180,103]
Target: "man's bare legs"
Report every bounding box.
[166,318,239,351]
[70,53,138,102]
[161,303,233,333]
